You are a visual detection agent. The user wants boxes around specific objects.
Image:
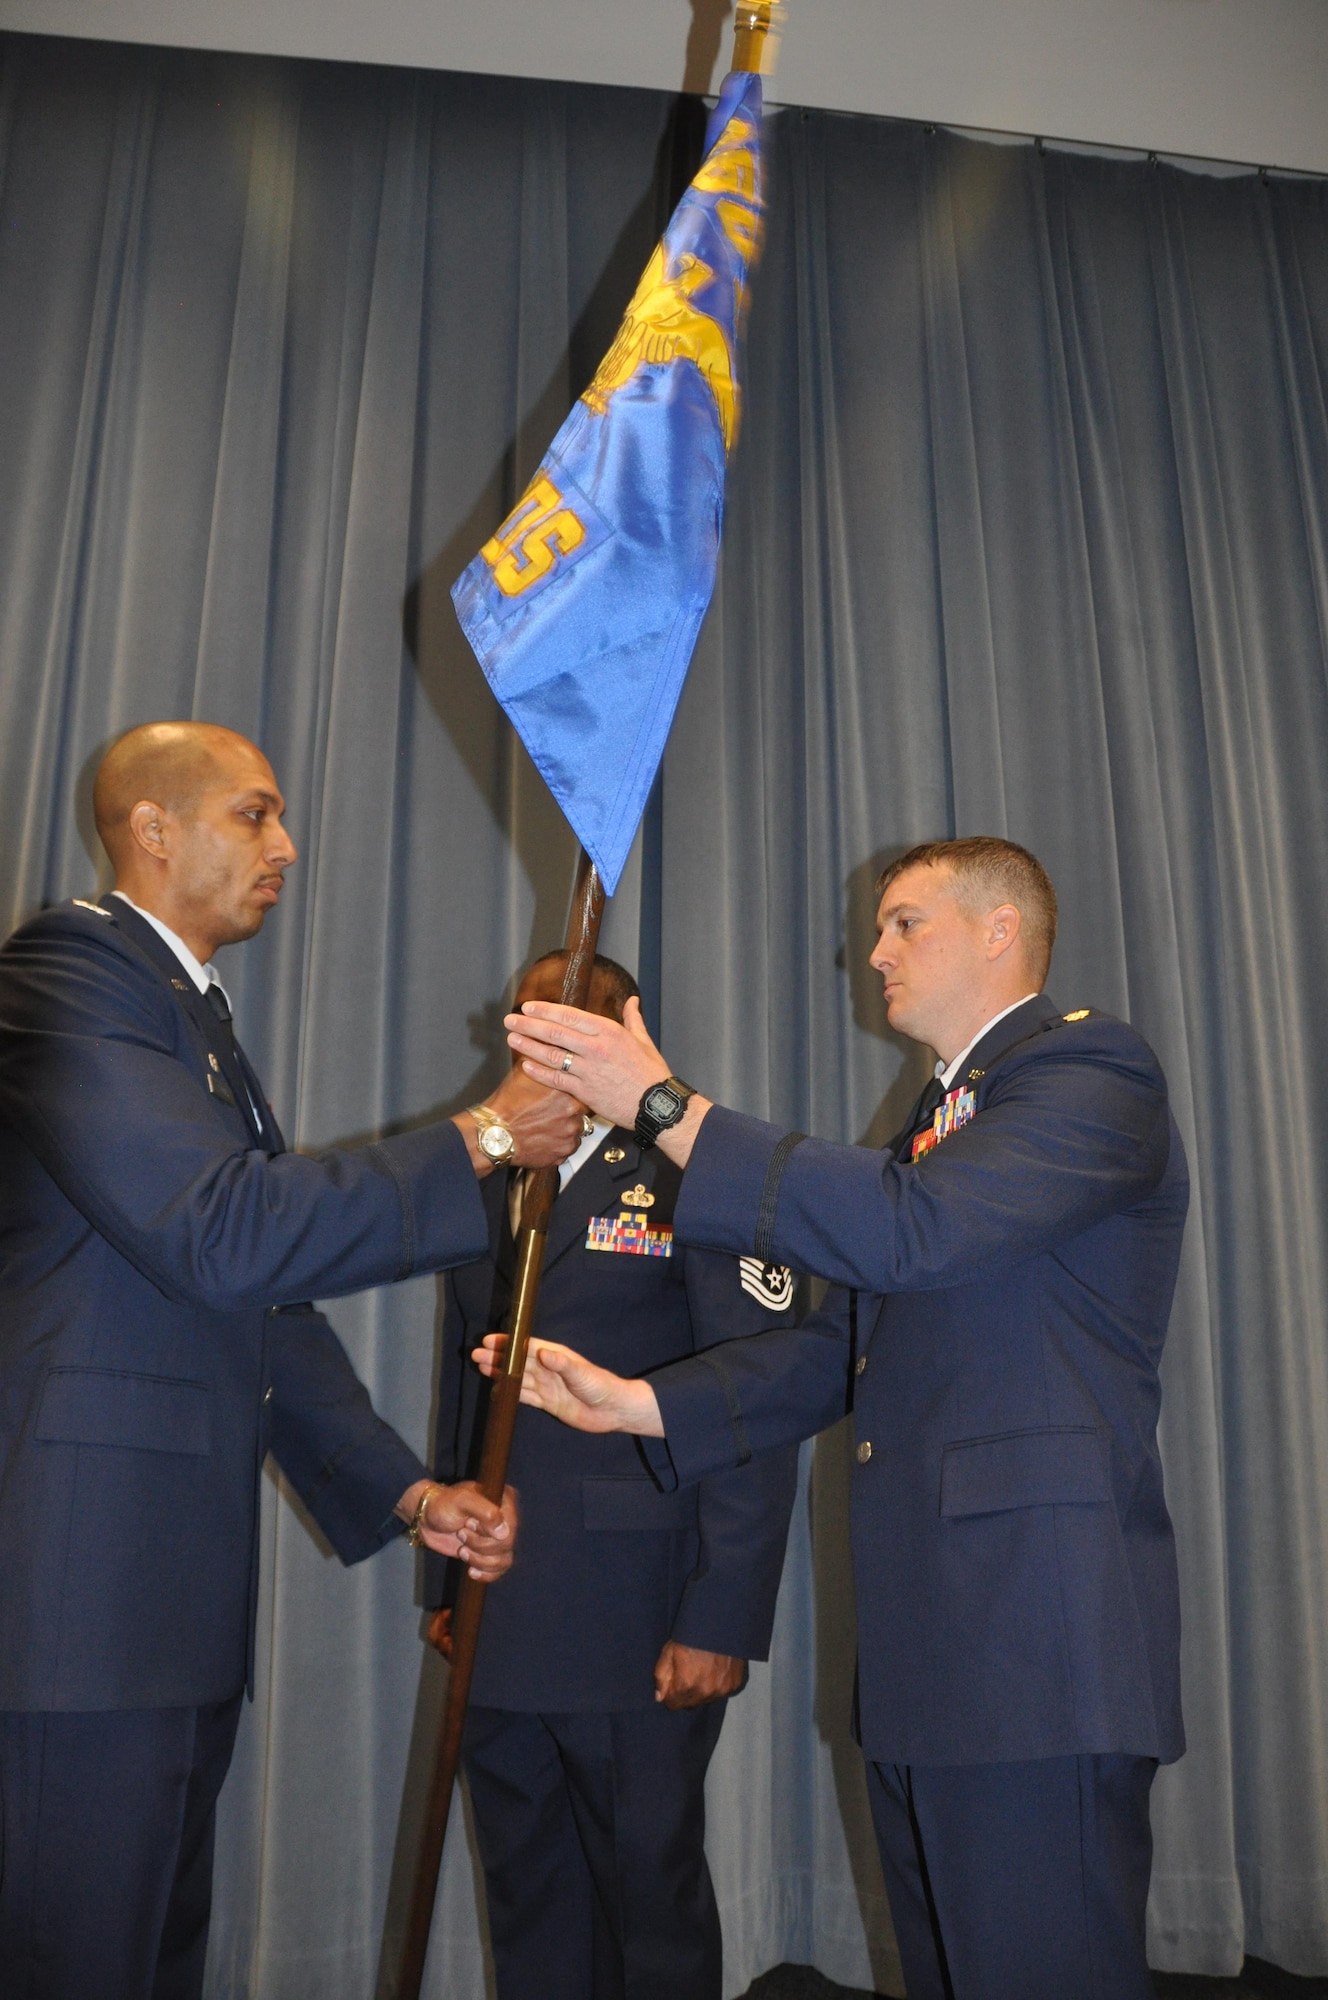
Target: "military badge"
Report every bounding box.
[586,1211,673,1257]
[72,899,112,918]
[1063,1009,1091,1022]
[739,1257,794,1310]
[604,1147,627,1164]
[621,1184,655,1209]
[911,1086,977,1161]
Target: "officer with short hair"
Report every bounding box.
[430,948,799,2000]
[493,837,1190,2000]
[0,721,581,1998]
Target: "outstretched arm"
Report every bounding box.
[479,1284,862,1488]
[0,918,581,1311]
[476,1300,854,1481]
[508,1002,1175,1297]
[474,1335,664,1435]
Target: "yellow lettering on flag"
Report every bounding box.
[717,197,761,261]
[481,475,586,598]
[693,135,758,202]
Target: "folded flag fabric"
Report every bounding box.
[451,69,765,894]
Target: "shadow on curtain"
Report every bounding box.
[0,28,1326,1995]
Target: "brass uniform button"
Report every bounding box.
[856,1440,872,1464]
[855,1355,867,1376]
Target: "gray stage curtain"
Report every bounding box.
[1,29,1326,1995]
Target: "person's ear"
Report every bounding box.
[127,799,170,863]
[986,903,1022,962]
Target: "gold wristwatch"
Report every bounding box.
[468,1102,517,1165]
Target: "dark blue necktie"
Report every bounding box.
[203,981,264,1138]
[203,981,231,1026]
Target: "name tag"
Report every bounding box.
[207,1072,237,1109]
[586,1212,674,1258]
[911,1087,976,1161]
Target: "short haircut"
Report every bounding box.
[93,721,242,857]
[524,950,640,1022]
[876,837,1058,986]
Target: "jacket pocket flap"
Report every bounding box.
[581,1475,698,1532]
[940,1426,1106,1519]
[35,1367,211,1456]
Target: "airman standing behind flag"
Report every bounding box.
[426,952,797,2000]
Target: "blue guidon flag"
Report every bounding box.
[451,70,765,895]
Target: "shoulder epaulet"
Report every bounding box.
[70,898,113,919]
[1043,1008,1091,1031]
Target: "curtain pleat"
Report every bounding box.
[1,30,1327,1992]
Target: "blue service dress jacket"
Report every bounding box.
[641,996,1190,1769]
[428,1132,800,1711]
[0,896,490,1712]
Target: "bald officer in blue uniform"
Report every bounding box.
[492,837,1190,2000]
[0,722,582,2000]
[427,950,798,2000]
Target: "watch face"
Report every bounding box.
[643,1084,678,1120]
[479,1123,515,1161]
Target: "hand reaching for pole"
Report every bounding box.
[473,1335,665,1438]
[504,996,713,1168]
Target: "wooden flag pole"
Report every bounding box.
[395,850,604,2000]
[394,10,783,1988]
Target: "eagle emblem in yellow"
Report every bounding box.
[579,112,760,455]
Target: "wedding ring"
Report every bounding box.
[561,1052,574,1074]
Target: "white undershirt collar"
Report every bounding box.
[111,892,233,1011]
[937,994,1041,1091]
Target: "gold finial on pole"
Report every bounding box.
[732,1,786,76]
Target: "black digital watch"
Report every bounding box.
[633,1076,696,1149]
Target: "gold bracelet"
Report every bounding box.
[406,1483,443,1548]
